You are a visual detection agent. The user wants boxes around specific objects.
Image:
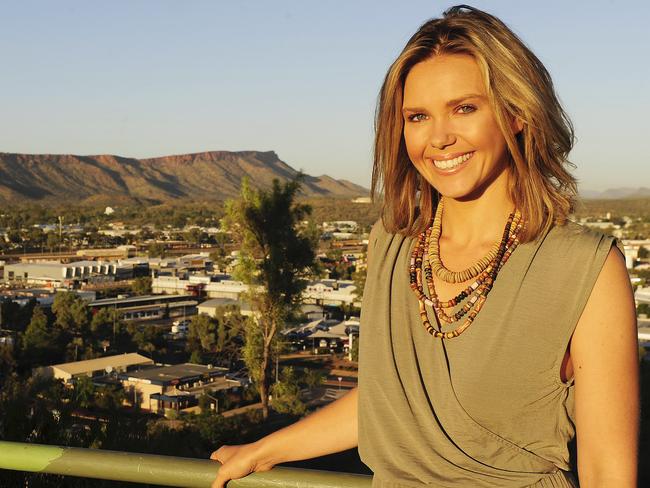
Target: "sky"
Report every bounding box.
[0,0,648,193]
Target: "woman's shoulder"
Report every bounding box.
[366,218,414,269]
[538,219,622,269]
[368,218,392,245]
[367,218,388,258]
[544,219,618,250]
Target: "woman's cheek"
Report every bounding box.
[404,127,425,159]
[406,143,424,168]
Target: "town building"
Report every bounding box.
[152,275,249,300]
[17,252,87,264]
[119,363,241,413]
[302,279,357,306]
[283,317,359,354]
[121,253,214,278]
[2,261,123,288]
[322,221,359,233]
[40,353,154,384]
[197,297,240,317]
[0,288,96,309]
[89,294,198,321]
[76,245,136,260]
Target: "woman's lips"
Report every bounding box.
[430,151,475,173]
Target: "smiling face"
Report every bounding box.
[402,53,520,201]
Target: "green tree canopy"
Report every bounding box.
[21,306,58,366]
[270,366,306,416]
[52,291,89,333]
[131,276,152,296]
[187,308,246,367]
[73,375,96,410]
[187,314,217,355]
[222,176,317,419]
[0,345,16,386]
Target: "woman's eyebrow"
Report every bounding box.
[402,94,486,113]
[401,106,427,114]
[444,93,485,107]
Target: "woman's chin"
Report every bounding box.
[430,181,476,201]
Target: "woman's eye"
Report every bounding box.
[407,113,427,122]
[457,104,476,114]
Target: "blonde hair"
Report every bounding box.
[372,4,577,243]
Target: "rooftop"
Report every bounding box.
[50,353,152,376]
[122,363,228,386]
[198,297,239,308]
[90,294,196,306]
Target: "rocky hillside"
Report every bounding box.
[0,150,368,204]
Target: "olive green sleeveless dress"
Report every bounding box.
[358,218,617,487]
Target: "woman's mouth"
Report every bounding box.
[432,151,474,170]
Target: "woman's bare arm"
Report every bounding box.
[210,387,358,488]
[571,247,639,487]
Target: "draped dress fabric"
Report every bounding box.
[358,218,618,487]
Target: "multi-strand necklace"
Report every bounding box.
[408,199,524,339]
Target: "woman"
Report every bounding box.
[210,5,639,487]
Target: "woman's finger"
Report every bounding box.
[212,472,228,488]
[210,445,233,463]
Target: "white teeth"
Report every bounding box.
[433,151,473,169]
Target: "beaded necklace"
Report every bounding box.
[428,199,502,283]
[408,203,524,339]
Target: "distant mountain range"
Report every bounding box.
[579,187,650,200]
[0,151,368,204]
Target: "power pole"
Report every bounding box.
[58,216,64,255]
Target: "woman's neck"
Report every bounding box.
[439,181,515,248]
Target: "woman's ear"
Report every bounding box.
[511,116,524,135]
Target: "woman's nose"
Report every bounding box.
[428,121,456,149]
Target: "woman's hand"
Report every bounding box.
[209,388,359,487]
[210,442,274,488]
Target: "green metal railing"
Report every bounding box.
[0,441,372,488]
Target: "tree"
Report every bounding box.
[52,292,89,333]
[270,367,306,416]
[209,232,231,271]
[187,314,217,358]
[73,375,96,409]
[0,298,36,333]
[222,177,317,420]
[130,325,165,360]
[21,306,58,366]
[95,385,127,411]
[350,333,359,361]
[352,266,367,302]
[184,227,206,246]
[189,349,203,364]
[47,231,61,253]
[0,345,16,386]
[26,227,45,250]
[187,308,246,367]
[89,307,122,348]
[131,276,152,296]
[302,367,325,389]
[147,242,166,258]
[214,306,247,367]
[6,229,21,245]
[638,303,650,316]
[198,393,212,415]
